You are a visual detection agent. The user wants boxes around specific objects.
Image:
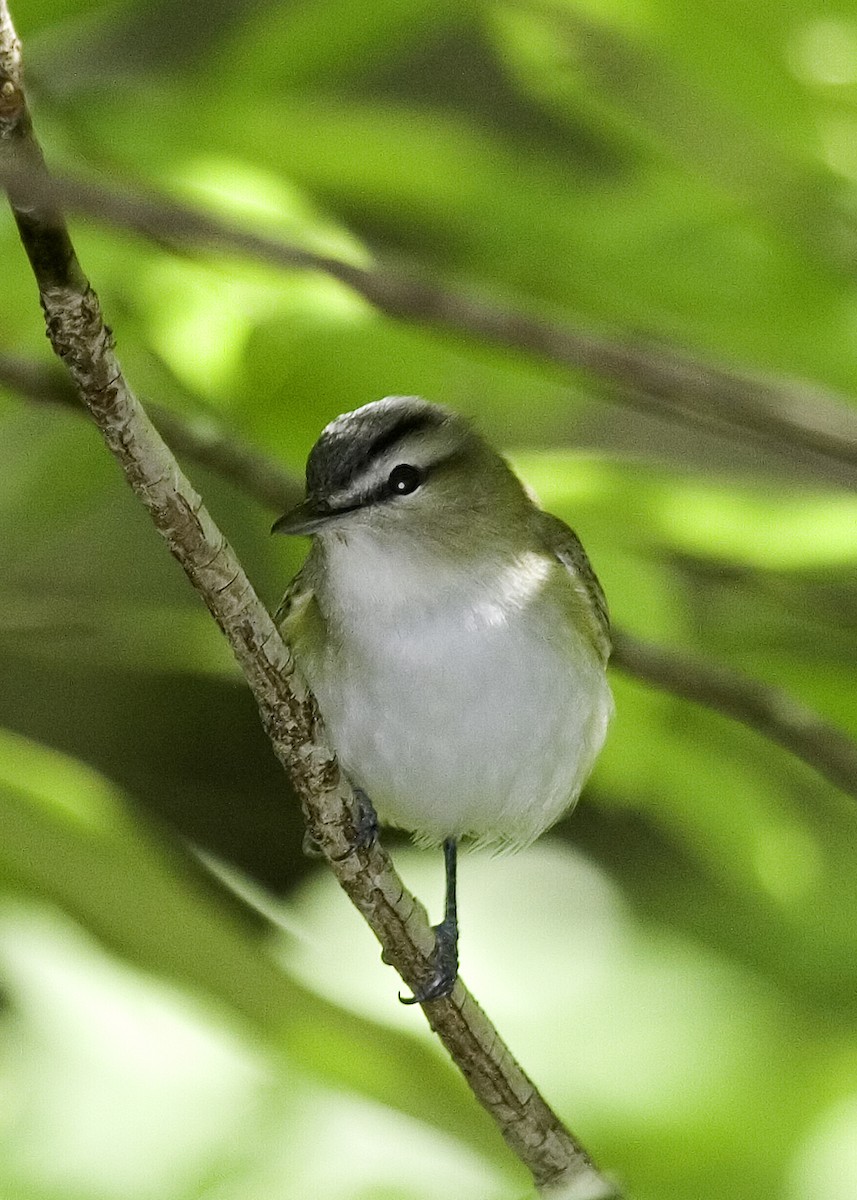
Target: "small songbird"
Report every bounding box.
[273,397,613,1003]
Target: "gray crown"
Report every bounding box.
[306,396,449,497]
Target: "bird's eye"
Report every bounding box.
[387,464,423,496]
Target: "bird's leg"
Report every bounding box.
[400,837,459,1005]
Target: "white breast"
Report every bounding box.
[298,534,612,850]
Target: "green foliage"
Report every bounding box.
[1,0,857,1197]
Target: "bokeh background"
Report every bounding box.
[2,1,857,1197]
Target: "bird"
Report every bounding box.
[272,396,613,1003]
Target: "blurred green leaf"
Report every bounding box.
[3,0,857,1195]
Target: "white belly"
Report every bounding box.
[300,568,612,850]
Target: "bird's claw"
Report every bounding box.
[351,788,379,849]
[331,788,378,861]
[307,790,379,862]
[399,918,459,1005]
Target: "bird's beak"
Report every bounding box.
[271,497,333,537]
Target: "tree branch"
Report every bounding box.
[3,161,857,487]
[5,350,857,806]
[610,631,857,801]
[0,7,619,1197]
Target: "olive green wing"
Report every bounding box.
[273,567,315,634]
[537,510,611,665]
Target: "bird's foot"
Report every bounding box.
[331,788,379,861]
[352,788,379,849]
[399,917,459,1005]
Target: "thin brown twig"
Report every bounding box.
[0,8,620,1197]
[2,160,857,486]
[5,350,857,806]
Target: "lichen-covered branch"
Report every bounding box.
[0,6,619,1196]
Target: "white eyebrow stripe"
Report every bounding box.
[326,426,462,509]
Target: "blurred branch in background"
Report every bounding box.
[3,348,856,806]
[2,161,857,487]
[0,6,620,1196]
[610,630,857,802]
[0,350,304,511]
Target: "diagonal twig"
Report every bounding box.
[0,6,620,1197]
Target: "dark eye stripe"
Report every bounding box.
[360,411,441,468]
